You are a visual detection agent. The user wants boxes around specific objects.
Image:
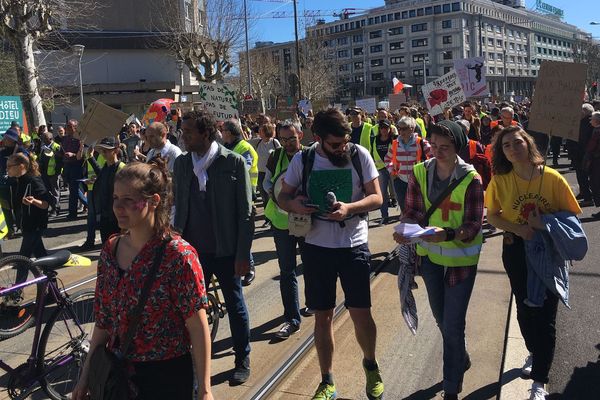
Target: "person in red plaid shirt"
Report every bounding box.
[393,120,484,400]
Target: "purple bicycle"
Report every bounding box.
[0,250,95,400]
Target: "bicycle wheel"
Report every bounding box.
[38,289,95,400]
[207,292,220,343]
[0,255,42,340]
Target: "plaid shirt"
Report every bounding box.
[403,170,484,286]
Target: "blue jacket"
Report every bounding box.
[524,212,587,308]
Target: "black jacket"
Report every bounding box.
[10,175,53,232]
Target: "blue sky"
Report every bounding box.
[247,0,599,45]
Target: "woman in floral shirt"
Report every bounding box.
[73,159,213,400]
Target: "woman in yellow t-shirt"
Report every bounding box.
[485,126,581,400]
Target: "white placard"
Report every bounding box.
[453,57,489,98]
[356,98,377,114]
[198,82,239,121]
[298,99,312,115]
[421,70,466,116]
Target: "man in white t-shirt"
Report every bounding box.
[144,122,182,172]
[278,108,385,400]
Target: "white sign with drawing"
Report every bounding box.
[453,57,489,98]
[198,82,239,121]
[421,70,466,116]
[356,98,377,114]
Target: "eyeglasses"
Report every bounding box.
[279,136,298,143]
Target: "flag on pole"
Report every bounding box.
[393,77,404,94]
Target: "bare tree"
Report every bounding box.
[239,51,280,113]
[298,35,337,103]
[574,38,600,99]
[152,0,248,83]
[0,0,99,127]
[0,50,19,95]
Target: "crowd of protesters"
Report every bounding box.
[0,95,597,400]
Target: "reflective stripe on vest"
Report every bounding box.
[233,140,259,189]
[413,163,483,266]
[264,149,292,230]
[0,208,7,239]
[369,134,389,170]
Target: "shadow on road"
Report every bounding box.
[547,343,600,400]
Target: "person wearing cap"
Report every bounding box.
[348,107,373,148]
[90,137,126,243]
[393,120,484,400]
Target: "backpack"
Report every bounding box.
[468,140,491,190]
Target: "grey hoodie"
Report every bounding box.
[421,156,477,202]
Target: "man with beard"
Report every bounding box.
[278,108,384,400]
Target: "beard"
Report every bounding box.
[323,146,351,167]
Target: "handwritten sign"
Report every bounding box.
[528,61,587,141]
[198,82,239,121]
[241,99,261,115]
[0,96,23,132]
[79,99,128,144]
[356,98,377,114]
[453,57,489,98]
[421,70,466,116]
[389,93,407,113]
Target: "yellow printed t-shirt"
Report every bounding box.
[485,167,581,225]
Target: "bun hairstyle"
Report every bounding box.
[8,153,40,177]
[114,156,173,236]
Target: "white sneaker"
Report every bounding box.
[522,353,533,376]
[529,382,548,400]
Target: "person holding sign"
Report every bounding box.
[392,120,484,400]
[485,127,581,400]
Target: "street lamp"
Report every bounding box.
[590,22,600,25]
[72,44,85,115]
[423,56,429,86]
[176,60,185,101]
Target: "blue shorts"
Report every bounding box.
[301,242,372,310]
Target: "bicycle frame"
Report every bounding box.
[0,270,86,396]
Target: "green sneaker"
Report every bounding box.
[311,382,337,400]
[364,362,384,400]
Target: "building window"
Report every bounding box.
[497,39,503,47]
[371,59,384,67]
[442,20,452,29]
[452,2,460,11]
[391,71,406,79]
[412,38,428,47]
[354,61,363,69]
[443,51,453,60]
[391,56,405,64]
[337,37,348,46]
[354,75,364,83]
[488,53,495,61]
[339,64,350,72]
[443,66,452,74]
[417,8,424,16]
[369,30,382,39]
[489,67,495,74]
[509,43,515,50]
[411,23,428,32]
[434,5,441,14]
[413,54,427,62]
[370,44,383,53]
[443,35,452,44]
[413,69,428,77]
[497,53,503,61]
[409,10,416,18]
[425,7,433,15]
[443,4,451,12]
[372,86,386,95]
[488,38,494,46]
[389,27,403,35]
[337,49,349,58]
[390,41,405,50]
[354,47,363,56]
[402,11,408,19]
[353,34,363,43]
[371,73,384,81]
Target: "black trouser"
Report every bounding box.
[19,229,47,258]
[502,234,559,384]
[550,136,562,164]
[131,353,193,400]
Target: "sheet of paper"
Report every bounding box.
[394,223,437,242]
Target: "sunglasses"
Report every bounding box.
[324,136,349,150]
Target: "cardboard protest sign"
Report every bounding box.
[388,93,407,112]
[356,98,377,114]
[421,70,466,116]
[528,61,587,141]
[0,96,24,132]
[198,82,239,121]
[79,99,128,144]
[242,99,261,115]
[453,57,489,98]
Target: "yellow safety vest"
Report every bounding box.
[45,142,62,176]
[416,117,427,138]
[353,122,373,150]
[264,148,295,230]
[0,208,7,240]
[87,154,106,191]
[369,134,393,170]
[413,163,483,266]
[233,140,259,190]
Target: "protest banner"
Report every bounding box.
[388,93,407,112]
[198,82,239,121]
[528,61,587,141]
[298,99,312,115]
[421,70,466,116]
[356,98,377,114]
[79,99,129,144]
[453,57,489,98]
[0,96,24,132]
[242,99,261,115]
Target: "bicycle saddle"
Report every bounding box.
[32,250,72,270]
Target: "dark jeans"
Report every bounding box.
[196,253,251,362]
[550,136,562,164]
[85,195,96,243]
[272,227,301,326]
[420,256,477,395]
[257,171,269,208]
[502,234,559,384]
[42,174,60,211]
[19,229,47,258]
[62,163,86,217]
[378,169,405,219]
[394,178,409,211]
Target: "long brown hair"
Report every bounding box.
[491,126,544,175]
[114,156,173,237]
[8,153,40,177]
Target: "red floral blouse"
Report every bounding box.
[94,234,208,362]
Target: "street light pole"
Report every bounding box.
[176,60,185,101]
[72,44,85,115]
[423,58,428,86]
[243,0,252,96]
[293,0,302,101]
